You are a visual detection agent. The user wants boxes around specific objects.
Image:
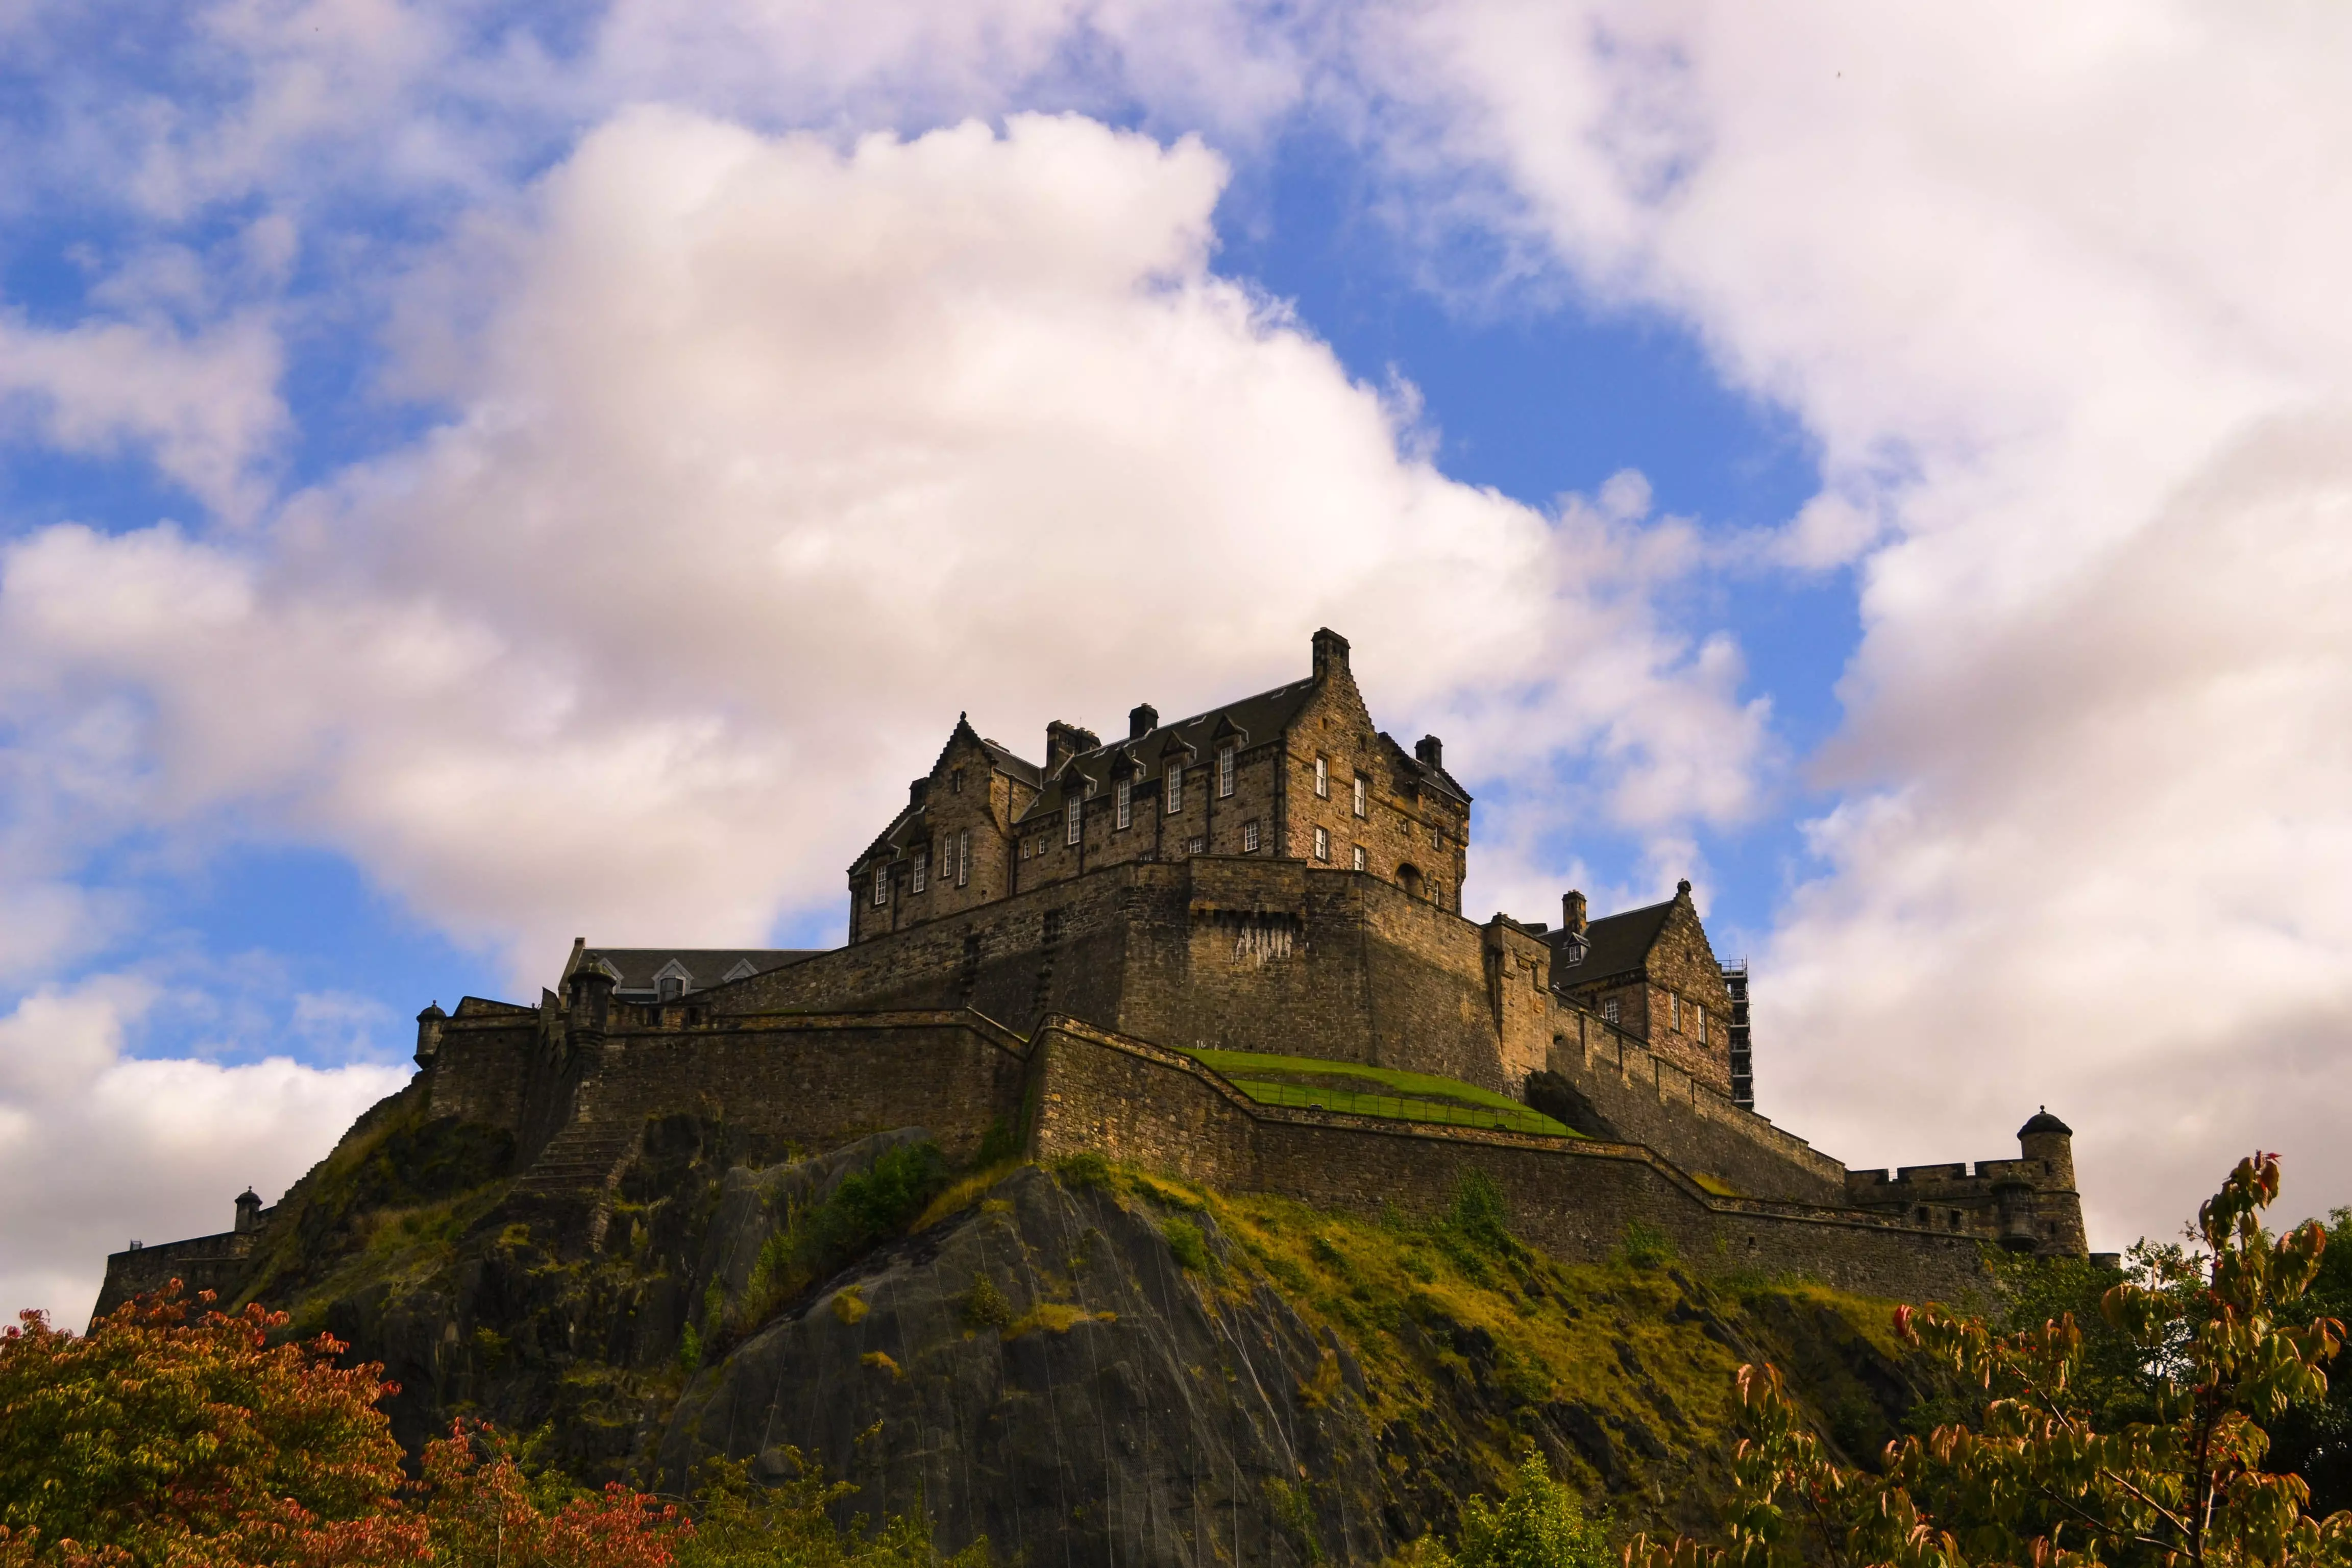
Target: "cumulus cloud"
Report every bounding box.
[0,110,1765,991]
[0,310,286,516]
[1365,0,2352,1240]
[0,975,406,1326]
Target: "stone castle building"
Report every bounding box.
[100,630,2093,1319]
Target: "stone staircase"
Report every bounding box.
[495,1114,645,1255]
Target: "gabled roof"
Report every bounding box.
[1376,731,1472,806]
[1016,677,1325,824]
[1550,898,1676,988]
[573,948,819,993]
[853,716,1046,870]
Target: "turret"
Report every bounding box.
[234,1188,263,1234]
[568,953,616,1037]
[414,1001,447,1065]
[2018,1108,2077,1190]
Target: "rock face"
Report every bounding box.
[663,1163,1395,1568]
[228,1093,1936,1565]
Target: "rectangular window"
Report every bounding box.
[1218,745,1235,798]
[1313,755,1329,797]
[957,829,970,886]
[1188,835,1205,854]
[1672,994,1682,1032]
[912,850,927,893]
[1352,845,1366,872]
[871,865,889,905]
[1065,794,1082,845]
[1242,820,1260,852]
[1115,775,1132,829]
[1165,762,1184,814]
[1020,839,1029,860]
[1352,773,1367,818]
[1603,998,1620,1026]
[1696,1005,1707,1045]
[1313,825,1330,862]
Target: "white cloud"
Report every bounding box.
[0,110,1765,992]
[0,975,406,1326]
[1367,1,2352,1241]
[0,311,286,517]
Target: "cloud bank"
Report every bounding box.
[1370,0,2352,1238]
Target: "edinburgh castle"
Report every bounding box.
[100,628,2092,1317]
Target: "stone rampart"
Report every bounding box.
[1545,1004,1849,1204]
[1026,1016,1994,1304]
[94,1230,260,1319]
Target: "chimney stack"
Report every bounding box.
[1045,721,1098,776]
[1311,627,1351,680]
[1415,734,1443,771]
[909,777,929,808]
[1130,703,1158,740]
[1562,890,1588,935]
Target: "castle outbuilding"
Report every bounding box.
[97,629,2095,1321]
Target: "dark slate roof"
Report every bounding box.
[2019,1109,2073,1138]
[1014,677,1327,824]
[1550,898,1675,988]
[574,948,819,994]
[1376,731,1471,807]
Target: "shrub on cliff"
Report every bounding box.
[1630,1153,2352,1568]
[0,1282,680,1565]
[1395,1453,1612,1568]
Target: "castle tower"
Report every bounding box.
[2018,1108,2089,1257]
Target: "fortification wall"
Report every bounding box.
[1546,1007,1849,1205]
[716,857,1518,1089]
[94,1230,259,1319]
[422,1007,541,1133]
[1027,1017,1994,1304]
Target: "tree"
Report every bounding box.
[0,1281,681,1566]
[1629,1154,2352,1568]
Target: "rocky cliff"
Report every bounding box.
[218,1084,1943,1565]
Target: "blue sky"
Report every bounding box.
[3,0,2349,1320]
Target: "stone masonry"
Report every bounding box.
[96,629,2094,1321]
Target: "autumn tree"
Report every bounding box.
[1630,1154,2352,1568]
[0,1282,680,1566]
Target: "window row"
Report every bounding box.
[1308,754,1371,819]
[1020,818,1264,861]
[870,829,972,905]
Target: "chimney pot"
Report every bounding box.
[1415,734,1443,771]
[1130,703,1158,740]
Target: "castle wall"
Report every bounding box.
[94,1230,259,1319]
[1026,1017,1995,1304]
[1545,1007,1849,1205]
[421,1003,541,1133]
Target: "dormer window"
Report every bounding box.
[1165,761,1184,814]
[1218,745,1236,798]
[659,976,683,1001]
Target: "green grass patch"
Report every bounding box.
[1180,1048,1578,1137]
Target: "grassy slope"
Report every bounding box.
[1184,1048,1579,1138]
